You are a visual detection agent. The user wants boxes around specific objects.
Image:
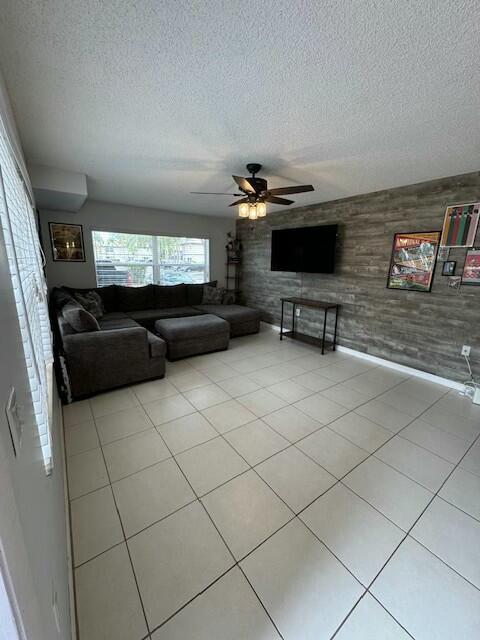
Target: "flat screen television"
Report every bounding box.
[271,224,338,273]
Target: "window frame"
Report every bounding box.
[90,226,211,287]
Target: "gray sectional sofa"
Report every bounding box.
[50,282,260,401]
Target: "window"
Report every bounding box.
[92,231,210,287]
[0,134,53,474]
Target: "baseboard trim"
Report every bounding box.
[264,322,463,391]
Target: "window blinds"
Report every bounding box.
[0,133,53,474]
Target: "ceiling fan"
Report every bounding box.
[191,163,314,220]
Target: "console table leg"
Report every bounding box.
[291,303,296,336]
[333,306,339,351]
[280,300,284,340]
[321,308,327,354]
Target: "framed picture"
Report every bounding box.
[437,246,450,261]
[387,231,440,292]
[49,223,85,262]
[440,202,480,247]
[461,248,480,285]
[442,261,456,276]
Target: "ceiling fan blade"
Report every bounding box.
[190,192,242,196]
[268,185,314,196]
[265,196,294,205]
[228,197,250,207]
[232,175,256,193]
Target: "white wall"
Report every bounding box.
[39,199,235,290]
[0,68,71,640]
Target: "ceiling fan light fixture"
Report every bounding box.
[238,202,249,218]
[256,201,266,217]
[248,204,258,220]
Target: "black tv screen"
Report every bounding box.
[271,224,338,273]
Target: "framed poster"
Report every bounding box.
[387,231,440,292]
[461,248,480,285]
[440,202,480,247]
[49,223,85,262]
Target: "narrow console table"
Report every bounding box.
[279,297,340,354]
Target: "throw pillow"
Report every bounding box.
[74,291,104,319]
[201,285,224,305]
[222,291,236,305]
[62,303,100,332]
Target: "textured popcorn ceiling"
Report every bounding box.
[0,1,479,217]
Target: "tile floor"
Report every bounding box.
[63,326,480,640]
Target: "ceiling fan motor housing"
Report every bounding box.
[246,162,262,176]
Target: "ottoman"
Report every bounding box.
[154,314,230,360]
[193,304,261,337]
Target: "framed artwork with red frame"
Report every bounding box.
[387,231,440,292]
[461,248,480,286]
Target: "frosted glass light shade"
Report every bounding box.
[248,204,257,220]
[238,202,249,217]
[256,202,266,217]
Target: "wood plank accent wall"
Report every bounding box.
[237,171,480,382]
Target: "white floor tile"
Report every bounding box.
[301,483,404,585]
[143,394,196,426]
[176,437,249,496]
[395,378,448,403]
[236,388,288,417]
[262,405,323,443]
[401,419,470,463]
[461,438,480,476]
[411,497,480,588]
[377,388,432,418]
[202,470,293,560]
[64,420,99,457]
[170,370,212,392]
[371,537,480,640]
[71,486,123,566]
[335,593,411,639]
[131,378,178,404]
[201,399,256,434]
[216,374,261,397]
[375,436,454,492]
[294,393,350,424]
[421,405,480,441]
[343,457,432,531]
[102,428,171,481]
[290,354,331,372]
[200,362,238,382]
[256,446,336,513]
[225,420,289,466]
[67,448,109,499]
[183,383,231,410]
[321,383,372,409]
[63,399,93,427]
[329,412,392,453]
[439,467,480,520]
[157,411,217,454]
[355,400,413,433]
[290,370,335,392]
[90,388,139,418]
[266,379,313,403]
[297,427,369,478]
[95,406,153,445]
[112,458,195,536]
[151,567,281,639]
[240,519,364,640]
[435,390,480,420]
[128,501,233,631]
[75,544,147,640]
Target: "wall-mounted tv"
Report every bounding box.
[270,224,338,273]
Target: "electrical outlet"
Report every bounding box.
[462,345,471,357]
[295,308,301,317]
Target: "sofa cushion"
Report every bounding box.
[147,332,167,359]
[185,281,217,306]
[50,287,76,310]
[127,307,204,323]
[74,290,105,319]
[153,284,187,308]
[201,285,224,305]
[62,302,100,332]
[98,313,139,330]
[116,285,154,312]
[155,314,229,341]
[65,285,118,312]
